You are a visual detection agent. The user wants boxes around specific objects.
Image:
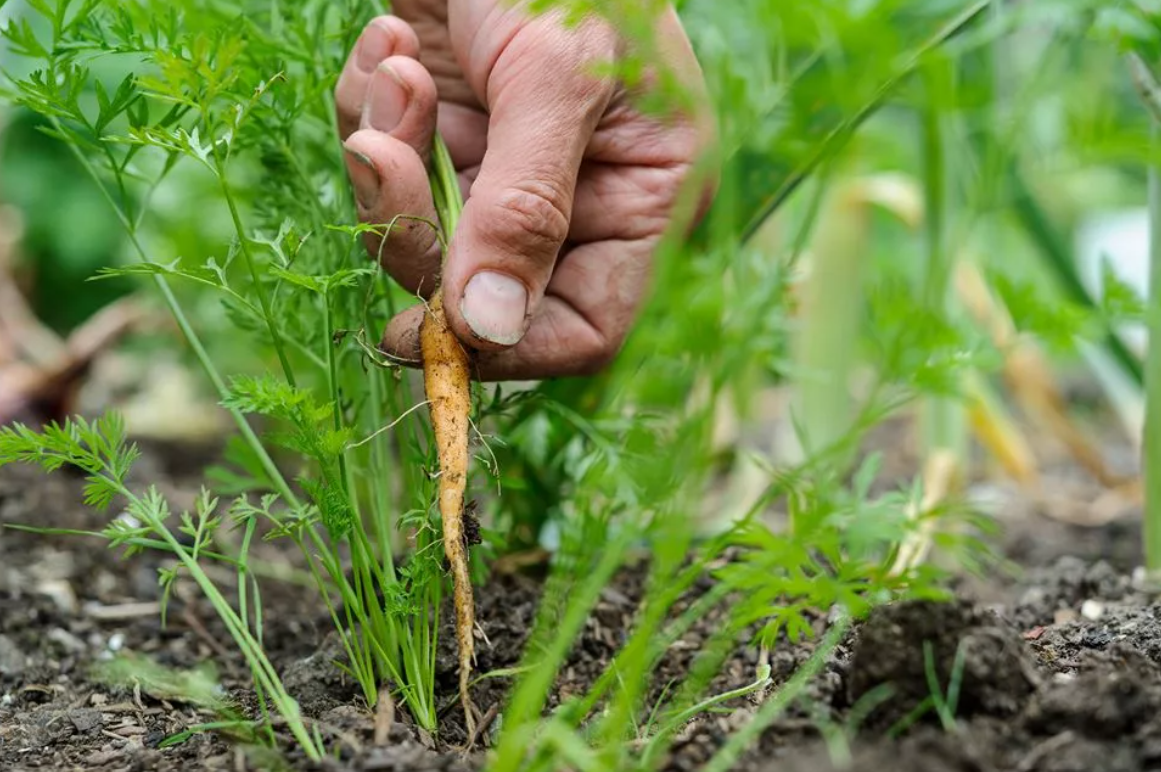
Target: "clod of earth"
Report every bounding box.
[419,288,477,737]
[848,599,1038,728]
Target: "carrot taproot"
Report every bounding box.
[419,287,477,736]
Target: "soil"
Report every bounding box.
[2,413,1159,772]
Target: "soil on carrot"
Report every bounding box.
[1,415,1156,772]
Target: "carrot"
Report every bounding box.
[419,287,477,737]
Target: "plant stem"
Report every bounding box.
[640,662,771,769]
[700,618,848,772]
[431,135,464,235]
[919,59,968,475]
[50,118,300,508]
[121,485,320,759]
[1146,122,1161,573]
[739,0,991,244]
[322,291,352,497]
[1128,53,1161,572]
[215,155,299,389]
[154,275,300,505]
[1009,173,1144,387]
[787,183,869,462]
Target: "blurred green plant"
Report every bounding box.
[0,109,133,332]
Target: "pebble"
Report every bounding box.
[47,628,86,654]
[0,634,26,676]
[36,579,78,614]
[1081,600,1105,621]
[68,708,103,733]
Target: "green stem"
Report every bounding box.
[700,619,848,772]
[1128,52,1161,573]
[919,61,968,467]
[1009,173,1144,387]
[298,533,380,707]
[215,153,299,389]
[431,136,464,238]
[739,0,991,244]
[322,291,352,499]
[152,276,300,507]
[120,484,320,759]
[365,347,396,566]
[51,119,299,508]
[1146,122,1161,573]
[640,663,771,769]
[790,185,867,461]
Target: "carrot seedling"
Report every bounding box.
[426,134,479,734]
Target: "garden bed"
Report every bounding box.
[1,416,1156,772]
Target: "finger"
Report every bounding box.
[335,16,421,141]
[341,57,442,294]
[360,56,438,162]
[485,236,653,379]
[381,237,653,381]
[566,163,688,244]
[439,17,618,352]
[438,103,487,169]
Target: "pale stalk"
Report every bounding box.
[919,58,968,487]
[1126,53,1161,573]
[783,185,869,464]
[779,174,923,469]
[1146,122,1161,573]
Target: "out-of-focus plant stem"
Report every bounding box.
[784,174,923,466]
[1129,52,1161,574]
[789,184,868,461]
[919,57,968,486]
[1147,131,1161,574]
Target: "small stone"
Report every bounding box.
[1054,609,1079,625]
[1081,600,1105,621]
[0,634,26,676]
[1020,587,1049,609]
[84,748,124,766]
[599,586,632,606]
[69,709,103,733]
[36,579,78,614]
[48,628,86,654]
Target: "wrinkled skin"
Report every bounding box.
[336,0,714,380]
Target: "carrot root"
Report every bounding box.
[419,289,477,737]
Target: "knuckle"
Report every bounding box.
[483,182,572,255]
[573,330,623,376]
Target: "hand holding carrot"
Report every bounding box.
[335,0,713,381]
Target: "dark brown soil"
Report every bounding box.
[2,419,1158,772]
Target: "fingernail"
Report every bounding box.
[343,145,380,210]
[356,22,393,72]
[461,271,529,346]
[366,62,408,133]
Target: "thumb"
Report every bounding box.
[440,19,616,351]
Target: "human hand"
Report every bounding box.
[336,1,713,380]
